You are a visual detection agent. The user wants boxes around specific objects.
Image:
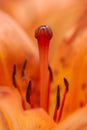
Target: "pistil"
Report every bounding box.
[35,25,53,111]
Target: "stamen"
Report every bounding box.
[64,77,69,92]
[35,25,53,111]
[21,59,29,84]
[12,64,26,110]
[48,64,53,82]
[21,59,27,79]
[12,64,16,87]
[57,78,69,122]
[26,81,34,108]
[26,80,31,103]
[53,85,60,121]
[56,85,60,109]
[47,64,53,111]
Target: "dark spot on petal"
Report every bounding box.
[80,102,84,107]
[81,83,87,90]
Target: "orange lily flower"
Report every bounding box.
[0,0,87,130]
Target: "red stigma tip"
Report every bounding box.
[35,25,53,40]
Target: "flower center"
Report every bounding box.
[12,25,69,122]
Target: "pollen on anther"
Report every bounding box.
[48,64,53,82]
[56,85,60,109]
[12,64,17,87]
[53,85,60,121]
[64,77,69,92]
[21,59,28,79]
[26,80,32,104]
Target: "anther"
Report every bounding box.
[12,64,26,110]
[57,78,69,122]
[26,80,31,104]
[12,64,16,87]
[48,64,53,82]
[64,77,69,92]
[46,65,53,111]
[53,85,60,121]
[26,81,34,108]
[56,85,60,109]
[21,59,27,79]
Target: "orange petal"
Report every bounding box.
[0,87,56,130]
[54,105,87,130]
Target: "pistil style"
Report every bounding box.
[35,25,53,111]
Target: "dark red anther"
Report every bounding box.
[21,59,29,84]
[12,64,16,87]
[12,64,26,110]
[26,80,34,108]
[53,85,60,121]
[64,77,69,92]
[48,64,53,82]
[46,65,53,111]
[21,59,27,79]
[57,78,69,122]
[56,85,60,109]
[26,80,31,103]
